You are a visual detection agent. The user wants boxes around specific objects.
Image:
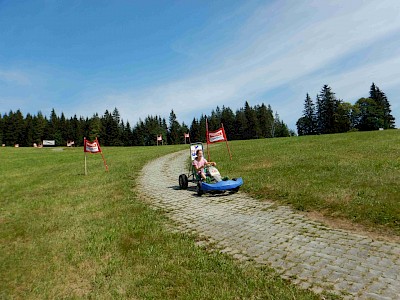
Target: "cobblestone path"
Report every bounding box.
[138,150,400,300]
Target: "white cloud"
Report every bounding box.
[73,0,400,129]
[0,69,31,86]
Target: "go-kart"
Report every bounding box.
[178,142,243,196]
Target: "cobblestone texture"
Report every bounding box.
[139,150,400,300]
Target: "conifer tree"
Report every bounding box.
[369,83,395,129]
[234,109,246,140]
[303,93,317,135]
[243,101,260,139]
[59,113,68,144]
[48,108,59,142]
[161,118,168,143]
[354,97,383,131]
[133,119,145,146]
[296,117,307,136]
[122,121,134,146]
[33,112,47,144]
[189,118,200,142]
[198,115,207,142]
[168,110,181,144]
[256,103,274,138]
[318,85,337,134]
[315,94,323,134]
[89,113,102,141]
[70,115,83,145]
[208,108,220,131]
[220,106,235,140]
[24,113,34,146]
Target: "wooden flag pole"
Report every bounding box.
[95,137,109,172]
[84,152,87,175]
[206,118,210,161]
[100,151,109,171]
[222,123,232,160]
[84,137,88,175]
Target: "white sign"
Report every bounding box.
[43,140,55,146]
[190,143,203,161]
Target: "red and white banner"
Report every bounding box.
[84,138,102,153]
[83,137,108,173]
[184,133,189,138]
[207,128,227,144]
[157,135,162,141]
[205,119,232,160]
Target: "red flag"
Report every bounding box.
[84,138,102,153]
[207,128,227,144]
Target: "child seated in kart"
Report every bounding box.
[192,149,216,181]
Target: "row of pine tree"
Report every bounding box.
[297,83,395,135]
[0,102,291,147]
[1,83,395,147]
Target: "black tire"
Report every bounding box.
[230,187,240,193]
[196,182,204,196]
[179,174,188,189]
[182,174,188,189]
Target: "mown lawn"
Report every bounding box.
[0,146,319,299]
[211,130,400,235]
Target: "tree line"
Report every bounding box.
[0,101,291,147]
[297,83,395,135]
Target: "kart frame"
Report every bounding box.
[178,142,243,196]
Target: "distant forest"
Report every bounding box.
[0,101,291,147]
[2,82,394,147]
[297,83,395,135]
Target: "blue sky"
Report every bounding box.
[1,0,399,131]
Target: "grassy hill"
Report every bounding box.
[0,145,318,299]
[1,130,398,298]
[211,130,400,236]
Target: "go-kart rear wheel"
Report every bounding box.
[179,174,188,189]
[196,182,204,196]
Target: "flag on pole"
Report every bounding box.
[84,138,102,153]
[83,137,108,173]
[207,128,227,144]
[183,132,190,144]
[157,134,163,146]
[206,119,232,160]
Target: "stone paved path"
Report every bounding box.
[138,150,400,300]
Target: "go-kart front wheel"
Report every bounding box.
[196,182,204,196]
[179,174,188,189]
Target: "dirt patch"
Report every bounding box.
[304,210,400,243]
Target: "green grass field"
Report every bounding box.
[0,145,318,299]
[211,130,400,236]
